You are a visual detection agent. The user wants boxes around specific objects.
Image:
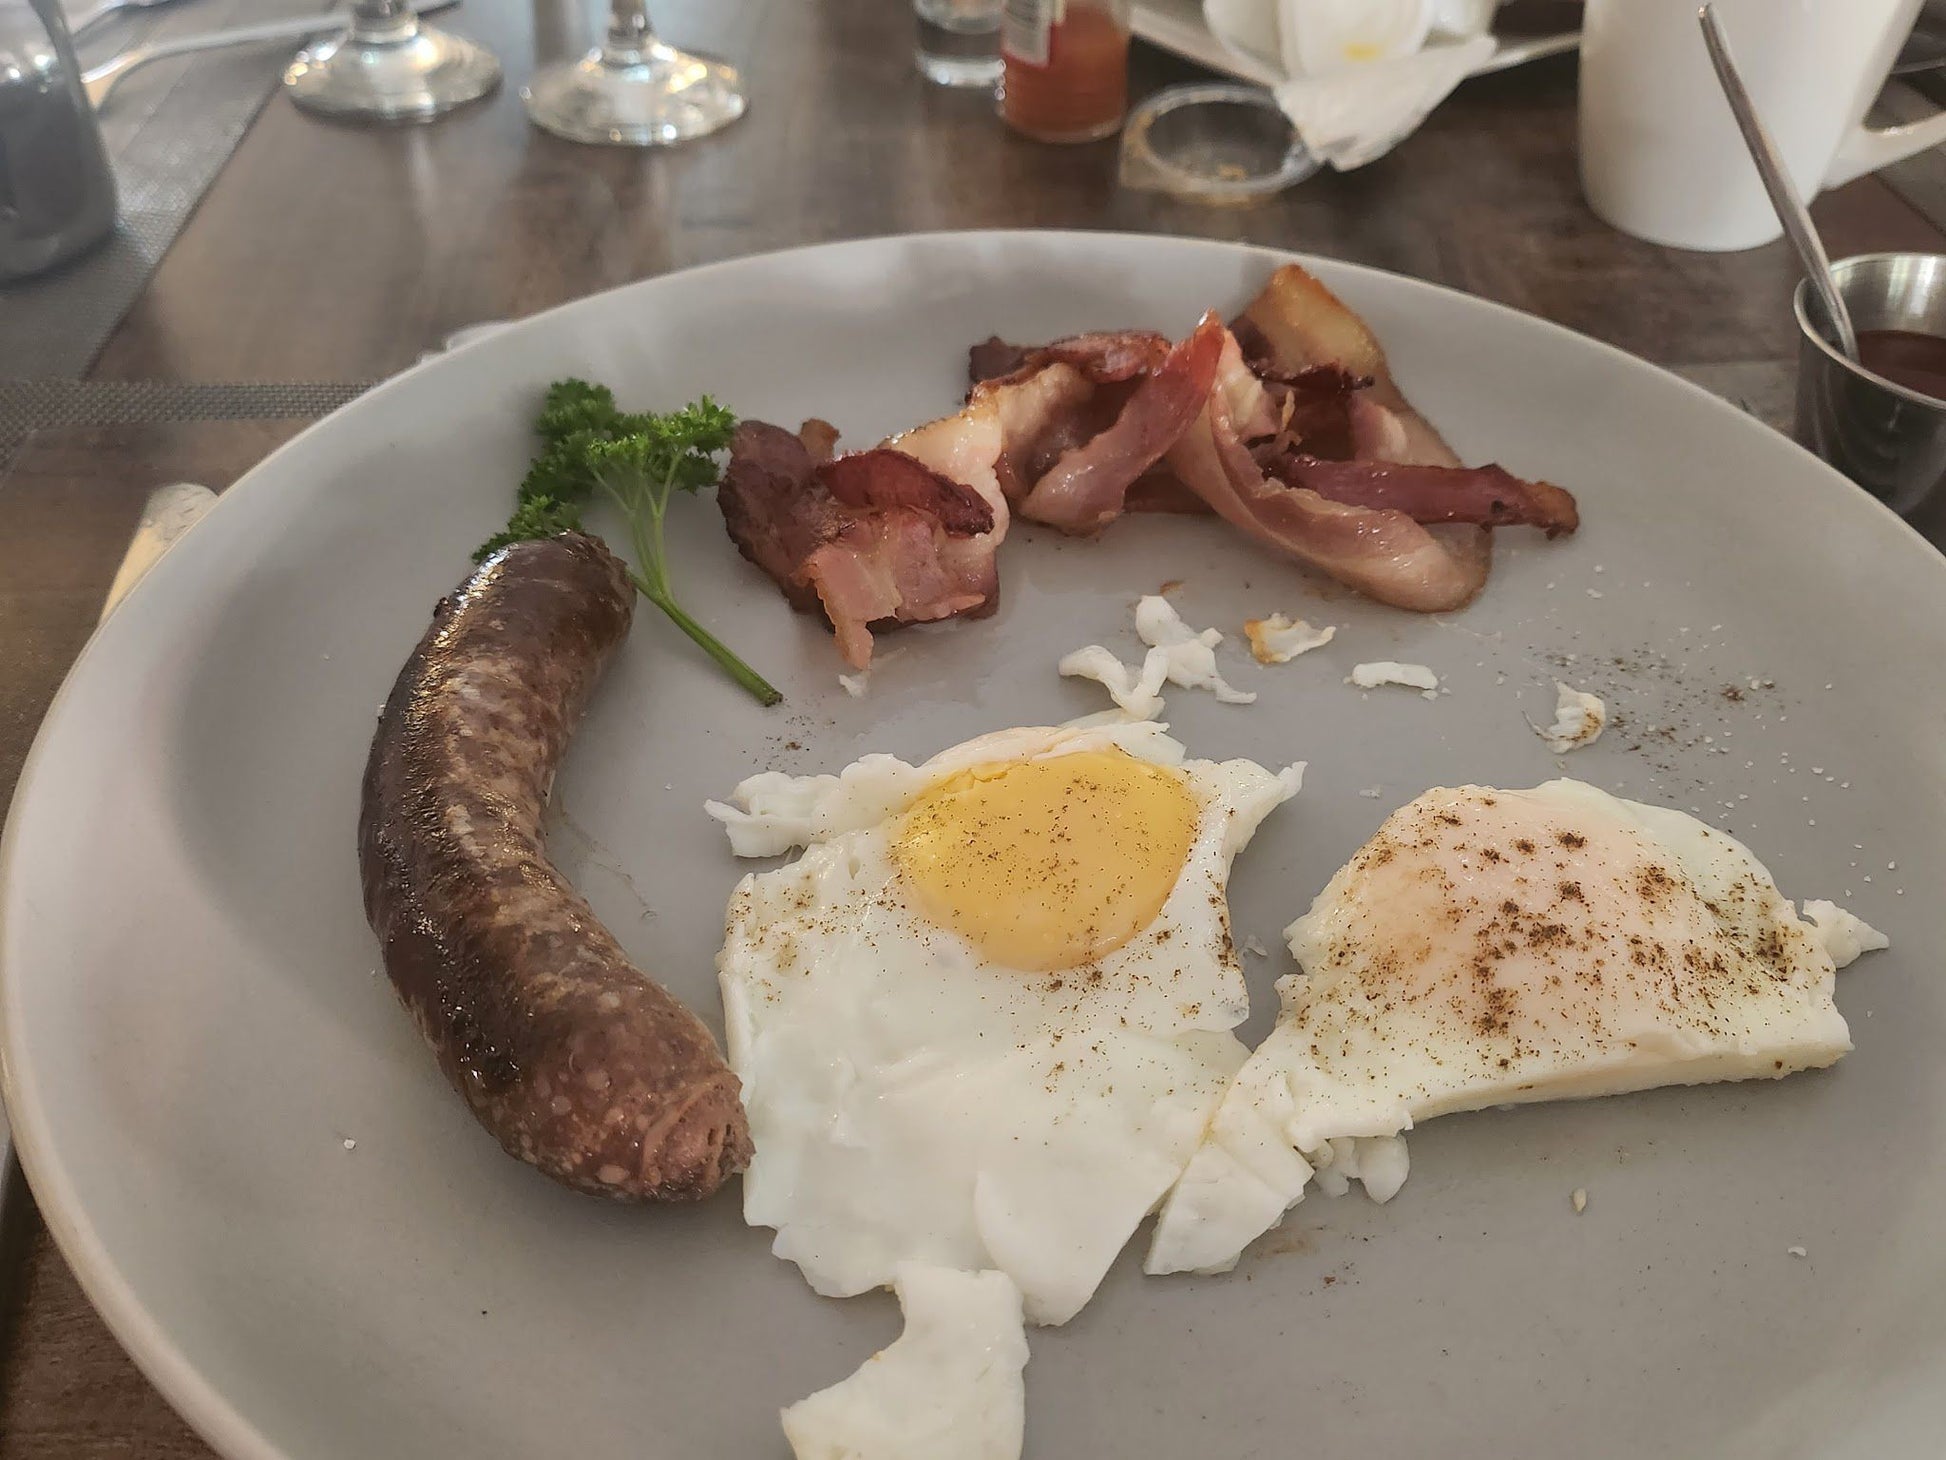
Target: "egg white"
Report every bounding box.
[1148,779,1863,1277]
[781,1264,1027,1460]
[713,722,1302,1325]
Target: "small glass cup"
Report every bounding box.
[523,1,745,147]
[914,0,1003,87]
[1119,83,1318,204]
[1795,252,1946,518]
[283,0,500,123]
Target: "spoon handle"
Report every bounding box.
[1698,5,1860,359]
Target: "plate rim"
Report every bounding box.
[2,226,1935,1460]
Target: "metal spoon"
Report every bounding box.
[1698,4,1859,359]
[81,0,456,108]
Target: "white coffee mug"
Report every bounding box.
[1579,0,1946,252]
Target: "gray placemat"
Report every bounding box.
[0,377,374,472]
[0,0,338,378]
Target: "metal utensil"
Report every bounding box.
[1698,3,1859,359]
[69,0,186,43]
[82,0,456,108]
[1796,252,1946,515]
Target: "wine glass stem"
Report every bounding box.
[350,0,420,44]
[604,0,656,62]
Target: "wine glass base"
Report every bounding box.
[521,41,747,147]
[284,25,502,123]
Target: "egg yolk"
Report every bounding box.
[893,750,1199,973]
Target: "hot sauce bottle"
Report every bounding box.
[999,0,1133,144]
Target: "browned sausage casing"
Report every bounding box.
[358,533,752,1200]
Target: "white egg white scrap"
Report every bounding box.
[712,721,1302,1325]
[1148,779,1872,1276]
[1243,613,1336,665]
[1800,900,1889,970]
[1348,660,1439,694]
[1133,596,1257,705]
[1057,643,1169,724]
[781,1264,1028,1460]
[1537,681,1606,754]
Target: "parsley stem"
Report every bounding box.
[631,573,783,706]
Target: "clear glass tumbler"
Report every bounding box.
[522,0,746,147]
[283,0,501,123]
[914,0,1003,87]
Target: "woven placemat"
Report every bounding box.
[0,377,374,474]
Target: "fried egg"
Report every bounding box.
[710,721,1302,1324]
[781,1265,1028,1460]
[1148,779,1875,1276]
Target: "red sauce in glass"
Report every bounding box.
[1001,2,1130,144]
[1855,328,1946,403]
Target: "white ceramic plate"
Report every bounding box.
[4,232,1943,1460]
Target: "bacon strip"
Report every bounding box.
[818,449,994,534]
[1017,312,1226,534]
[1165,396,1493,614]
[1029,330,1171,383]
[718,422,1002,669]
[971,362,1102,503]
[1258,453,1581,536]
[968,336,1030,385]
[968,329,1171,387]
[1239,264,1462,469]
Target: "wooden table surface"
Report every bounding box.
[4,1,1945,1454]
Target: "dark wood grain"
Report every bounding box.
[88,0,1940,385]
[0,420,312,1460]
[6,0,1946,1453]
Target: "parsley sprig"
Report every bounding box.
[478,379,781,707]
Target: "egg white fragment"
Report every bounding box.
[1537,681,1606,754]
[714,722,1302,1325]
[1244,613,1336,665]
[781,1265,1028,1460]
[1800,900,1890,970]
[1348,660,1438,693]
[1148,779,1864,1276]
[1135,596,1256,704]
[1057,643,1169,723]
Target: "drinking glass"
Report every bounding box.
[914,0,1002,87]
[283,0,501,122]
[522,0,745,146]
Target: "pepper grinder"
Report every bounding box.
[0,0,117,283]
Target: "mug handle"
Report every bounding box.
[1826,111,1946,189]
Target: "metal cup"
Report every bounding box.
[0,0,117,282]
[1794,252,1946,517]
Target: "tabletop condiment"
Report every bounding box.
[1854,328,1946,404]
[1000,0,1131,144]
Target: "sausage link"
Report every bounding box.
[358,533,751,1200]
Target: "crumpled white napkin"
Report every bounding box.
[1276,32,1497,169]
[1204,0,1501,170]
